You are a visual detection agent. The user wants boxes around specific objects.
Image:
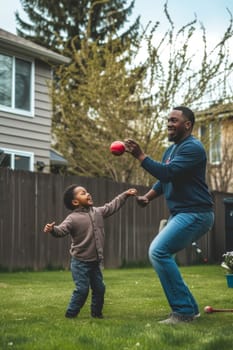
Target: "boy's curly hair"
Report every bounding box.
[63,184,78,210]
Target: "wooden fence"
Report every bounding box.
[0,168,232,270]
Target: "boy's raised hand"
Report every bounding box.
[125,188,137,196]
[43,221,55,233]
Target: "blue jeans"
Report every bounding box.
[148,211,214,316]
[66,258,105,316]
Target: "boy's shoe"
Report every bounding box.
[91,312,104,319]
[65,311,79,318]
[194,312,201,318]
[159,313,194,324]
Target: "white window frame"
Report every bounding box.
[0,52,34,117]
[0,148,34,171]
[209,121,221,165]
[198,120,221,165]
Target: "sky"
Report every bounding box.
[0,1,232,110]
[0,0,232,85]
[0,0,232,39]
[134,0,233,35]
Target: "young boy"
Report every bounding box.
[43,184,137,319]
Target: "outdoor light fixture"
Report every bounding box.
[36,161,45,172]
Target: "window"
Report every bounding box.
[209,122,221,164]
[0,53,34,115]
[198,121,221,164]
[0,148,34,171]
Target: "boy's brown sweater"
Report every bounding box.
[50,192,129,264]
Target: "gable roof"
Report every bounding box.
[195,103,233,121]
[0,28,70,65]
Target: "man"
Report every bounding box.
[125,106,214,324]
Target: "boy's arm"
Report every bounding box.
[43,216,72,237]
[125,189,137,196]
[100,188,137,218]
[43,221,55,233]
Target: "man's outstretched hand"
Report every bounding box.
[124,139,146,161]
[136,195,150,207]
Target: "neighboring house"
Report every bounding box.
[0,28,69,173]
[194,103,233,192]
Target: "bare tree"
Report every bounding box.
[51,4,233,186]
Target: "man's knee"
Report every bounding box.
[148,243,159,262]
[149,242,169,263]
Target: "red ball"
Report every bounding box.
[110,141,125,156]
[204,306,213,313]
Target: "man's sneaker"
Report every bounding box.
[159,313,194,324]
[194,312,201,319]
[91,312,104,319]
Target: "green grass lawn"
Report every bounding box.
[0,265,233,350]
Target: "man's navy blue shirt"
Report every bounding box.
[141,135,213,215]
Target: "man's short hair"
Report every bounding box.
[174,106,195,127]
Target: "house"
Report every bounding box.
[0,28,69,173]
[194,103,233,192]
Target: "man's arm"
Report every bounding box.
[137,188,159,207]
